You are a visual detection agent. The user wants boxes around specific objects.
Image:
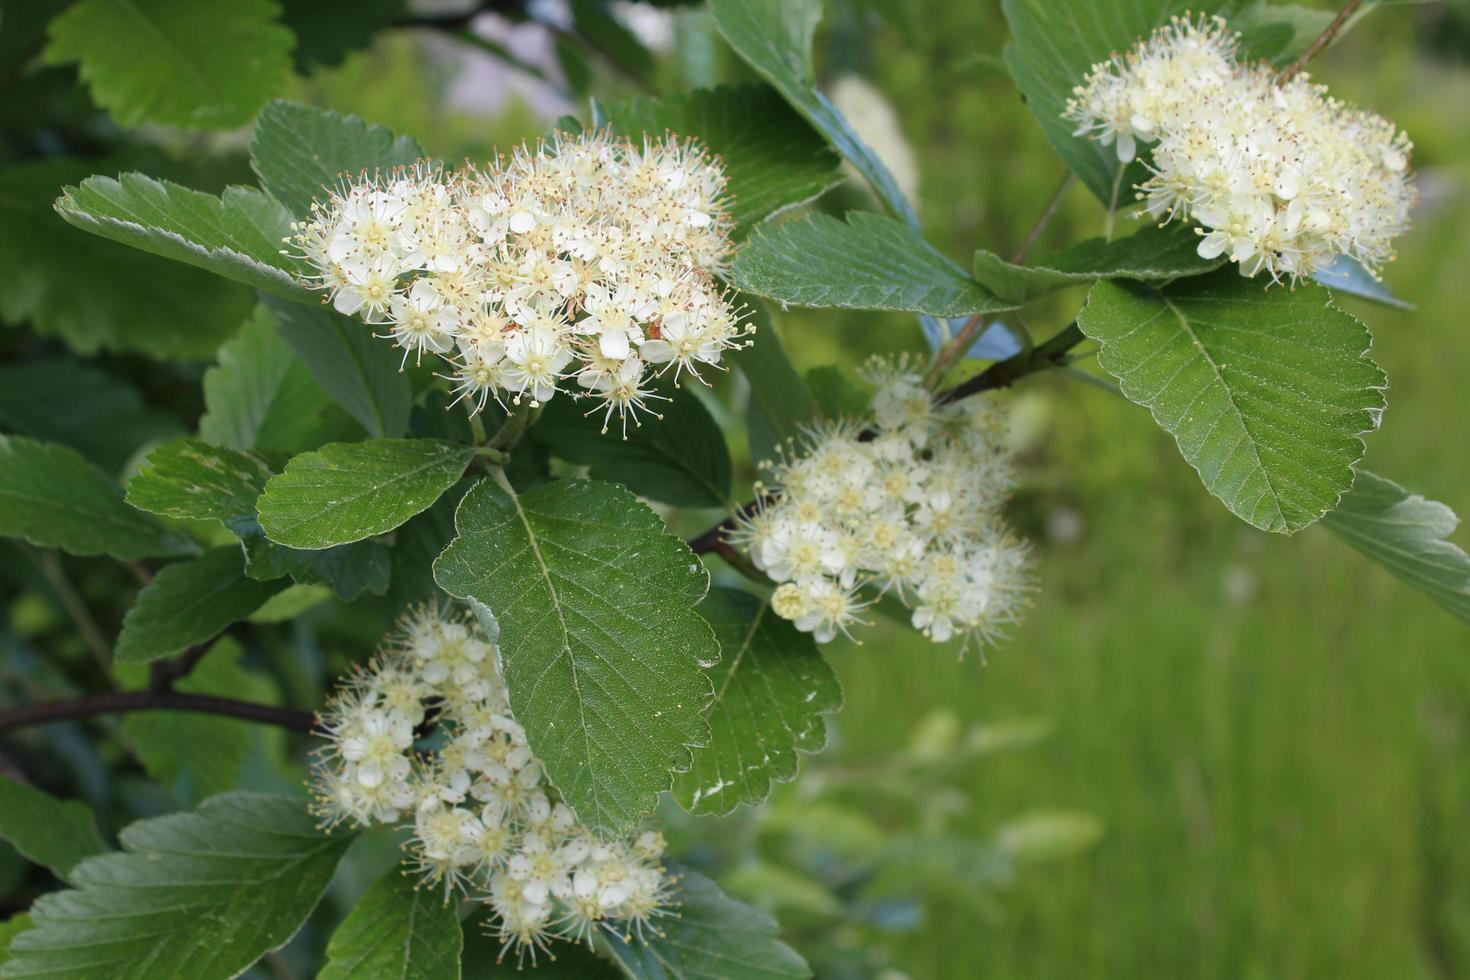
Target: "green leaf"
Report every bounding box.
[674,588,840,816]
[600,84,840,237]
[385,483,466,614]
[711,0,917,226]
[4,793,354,980]
[1322,470,1470,625]
[127,438,389,600]
[250,100,426,219]
[570,0,655,82]
[280,0,406,71]
[0,914,33,971]
[1001,0,1217,203]
[533,386,733,509]
[200,305,352,454]
[53,174,308,301]
[264,294,414,439]
[43,0,293,130]
[319,870,463,980]
[803,365,868,421]
[433,476,717,835]
[1312,254,1413,312]
[115,547,284,664]
[462,925,619,977]
[123,638,281,804]
[0,779,107,883]
[601,869,811,979]
[0,435,192,559]
[1229,0,1376,67]
[0,159,253,360]
[258,438,475,549]
[732,212,1014,318]
[0,356,181,476]
[736,310,822,467]
[126,439,277,532]
[972,224,1223,304]
[1076,272,1386,533]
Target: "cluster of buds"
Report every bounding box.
[289,130,749,434]
[732,358,1029,650]
[1065,15,1414,281]
[310,603,673,963]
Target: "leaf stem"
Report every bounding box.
[32,550,111,674]
[0,691,318,735]
[488,401,540,454]
[1278,0,1365,85]
[1103,166,1127,242]
[1012,172,1076,265]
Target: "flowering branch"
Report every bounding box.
[0,691,318,735]
[1277,0,1366,85]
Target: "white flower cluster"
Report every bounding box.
[732,359,1029,649]
[310,603,673,963]
[1064,15,1414,281]
[289,130,748,433]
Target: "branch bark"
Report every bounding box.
[0,692,318,735]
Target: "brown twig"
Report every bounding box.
[1277,0,1365,85]
[0,691,318,735]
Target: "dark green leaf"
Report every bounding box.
[4,793,354,980]
[803,365,868,420]
[200,305,353,454]
[732,212,1014,317]
[0,356,180,475]
[533,386,733,508]
[0,435,192,559]
[433,476,717,835]
[1228,0,1375,67]
[1322,470,1470,625]
[127,439,277,533]
[0,779,107,883]
[711,0,916,226]
[736,310,821,467]
[1077,272,1386,533]
[280,0,407,71]
[385,482,467,614]
[122,638,281,804]
[569,0,655,82]
[265,294,414,439]
[972,224,1223,303]
[462,924,619,976]
[243,536,392,602]
[115,547,284,664]
[319,870,463,980]
[0,159,253,360]
[53,174,308,301]
[250,100,426,219]
[0,913,33,970]
[258,438,475,549]
[43,0,293,129]
[601,869,811,979]
[674,588,840,815]
[1312,254,1413,311]
[601,84,841,237]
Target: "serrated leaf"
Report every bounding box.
[258,438,475,549]
[0,913,32,970]
[1001,0,1222,203]
[43,0,293,130]
[601,869,811,979]
[973,224,1223,303]
[0,435,192,559]
[1077,272,1386,533]
[711,0,916,226]
[736,310,822,467]
[1322,470,1470,625]
[264,294,414,439]
[533,386,733,508]
[250,100,426,219]
[3,793,353,980]
[0,159,254,360]
[673,589,840,816]
[319,870,462,980]
[127,437,390,600]
[0,779,107,883]
[433,476,717,835]
[53,174,308,301]
[732,212,1014,318]
[123,638,280,804]
[201,305,353,454]
[115,547,284,664]
[600,84,840,237]
[0,356,181,475]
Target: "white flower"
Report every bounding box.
[1063,14,1414,282]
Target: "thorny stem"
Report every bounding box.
[1278,0,1366,85]
[688,323,1088,557]
[0,692,319,736]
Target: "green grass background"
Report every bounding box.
[305,3,1470,976]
